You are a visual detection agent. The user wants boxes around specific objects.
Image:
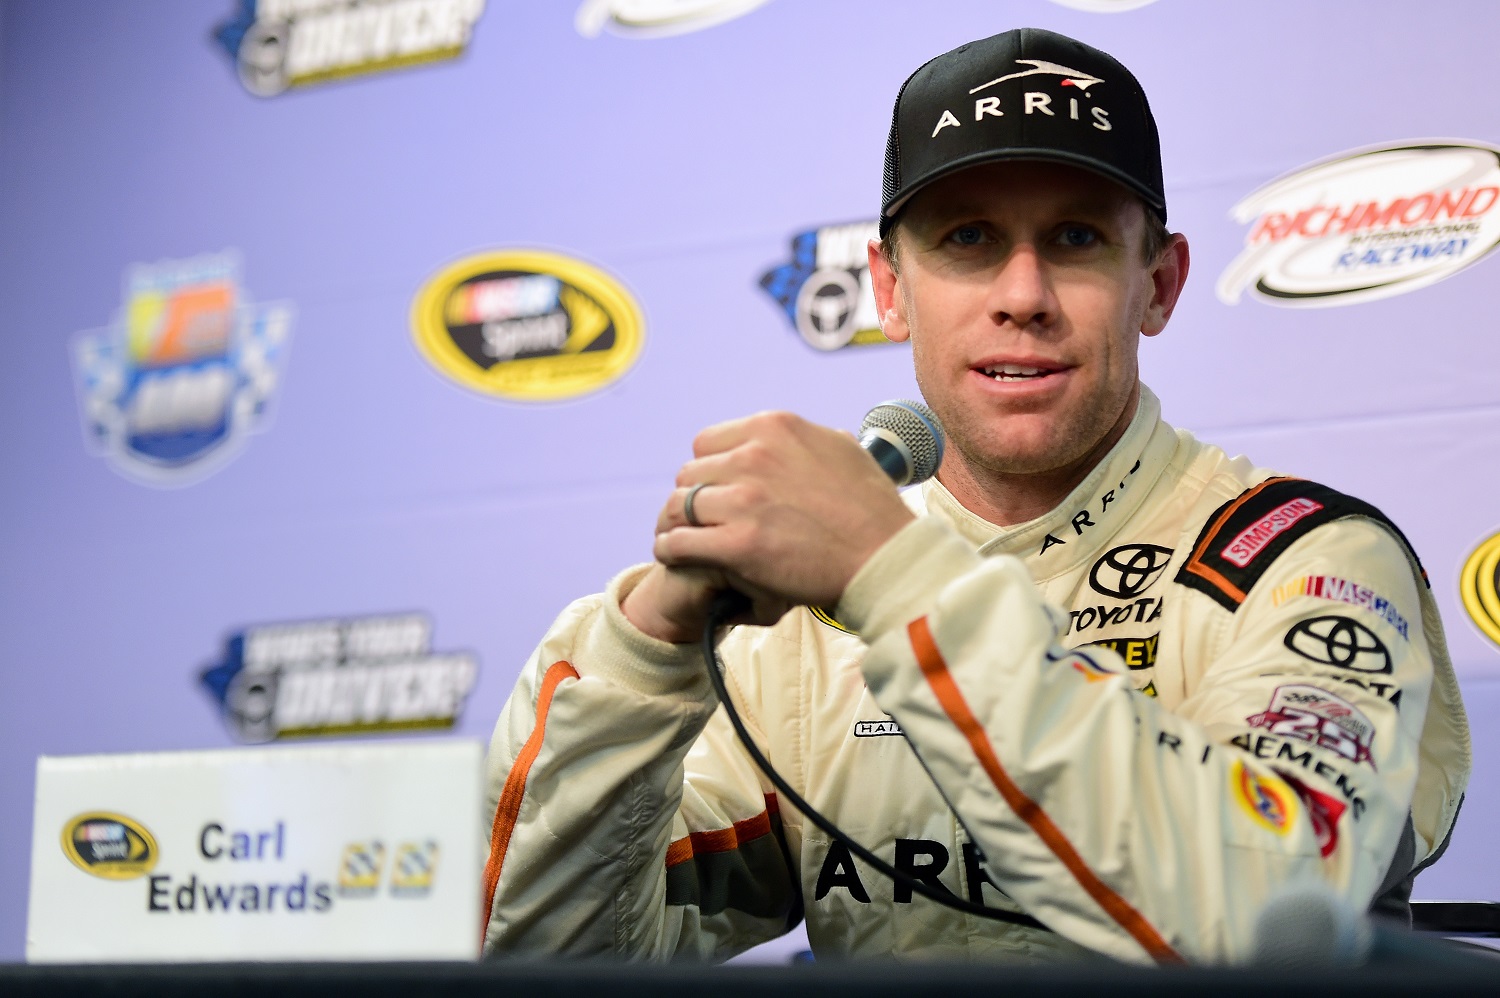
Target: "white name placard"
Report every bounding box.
[28,739,483,963]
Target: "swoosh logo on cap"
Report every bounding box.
[969,59,1104,95]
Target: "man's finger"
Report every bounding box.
[691,410,805,459]
[654,521,745,569]
[656,483,725,534]
[673,450,735,489]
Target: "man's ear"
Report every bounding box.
[1141,233,1190,338]
[867,239,910,344]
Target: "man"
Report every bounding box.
[480,28,1470,964]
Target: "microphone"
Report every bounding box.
[1250,883,1498,968]
[859,399,946,486]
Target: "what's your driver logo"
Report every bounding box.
[412,249,644,401]
[214,0,487,97]
[199,613,478,743]
[71,252,292,487]
[1218,141,1500,308]
[1461,530,1500,651]
[760,221,898,352]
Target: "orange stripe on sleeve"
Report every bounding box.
[665,795,779,869]
[479,660,580,943]
[907,618,1184,965]
[1180,477,1293,605]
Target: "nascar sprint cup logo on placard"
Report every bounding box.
[1218,141,1500,308]
[411,249,644,401]
[214,0,487,97]
[199,613,478,743]
[71,252,292,487]
[575,0,771,38]
[760,220,898,352]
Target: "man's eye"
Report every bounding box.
[1058,226,1097,248]
[948,225,988,246]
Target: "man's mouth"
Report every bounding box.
[979,363,1054,382]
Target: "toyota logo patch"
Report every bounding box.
[1283,615,1392,674]
[1089,544,1174,599]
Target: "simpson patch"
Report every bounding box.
[1175,478,1425,613]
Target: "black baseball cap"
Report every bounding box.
[880,27,1166,237]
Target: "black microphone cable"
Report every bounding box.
[700,590,1046,929]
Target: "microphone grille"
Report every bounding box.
[1251,884,1371,968]
[860,399,946,484]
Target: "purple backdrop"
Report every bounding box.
[2,0,1498,962]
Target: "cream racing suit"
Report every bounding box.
[480,386,1470,964]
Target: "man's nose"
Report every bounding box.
[986,244,1055,329]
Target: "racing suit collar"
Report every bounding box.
[919,384,1176,579]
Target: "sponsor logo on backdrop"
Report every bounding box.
[412,250,644,401]
[213,0,486,97]
[199,613,478,743]
[760,221,894,351]
[1049,0,1160,10]
[71,252,292,487]
[575,0,771,38]
[61,813,159,880]
[1218,141,1500,307]
[1461,529,1500,650]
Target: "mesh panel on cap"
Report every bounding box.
[881,58,937,236]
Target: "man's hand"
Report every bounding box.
[621,411,915,642]
[620,562,791,645]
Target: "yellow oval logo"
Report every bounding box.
[1460,530,1500,649]
[61,813,159,879]
[411,250,644,401]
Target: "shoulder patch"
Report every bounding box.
[1175,477,1426,613]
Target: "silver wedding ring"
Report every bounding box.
[683,482,708,527]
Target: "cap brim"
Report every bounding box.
[883,148,1167,227]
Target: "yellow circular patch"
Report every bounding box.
[1460,530,1500,649]
[61,812,159,880]
[1231,761,1296,835]
[411,249,644,401]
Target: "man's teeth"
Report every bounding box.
[981,364,1046,381]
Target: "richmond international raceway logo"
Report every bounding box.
[71,252,292,487]
[760,220,900,352]
[575,0,771,38]
[214,0,486,97]
[1217,141,1500,308]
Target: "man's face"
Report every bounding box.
[869,161,1186,482]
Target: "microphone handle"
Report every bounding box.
[709,589,752,622]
